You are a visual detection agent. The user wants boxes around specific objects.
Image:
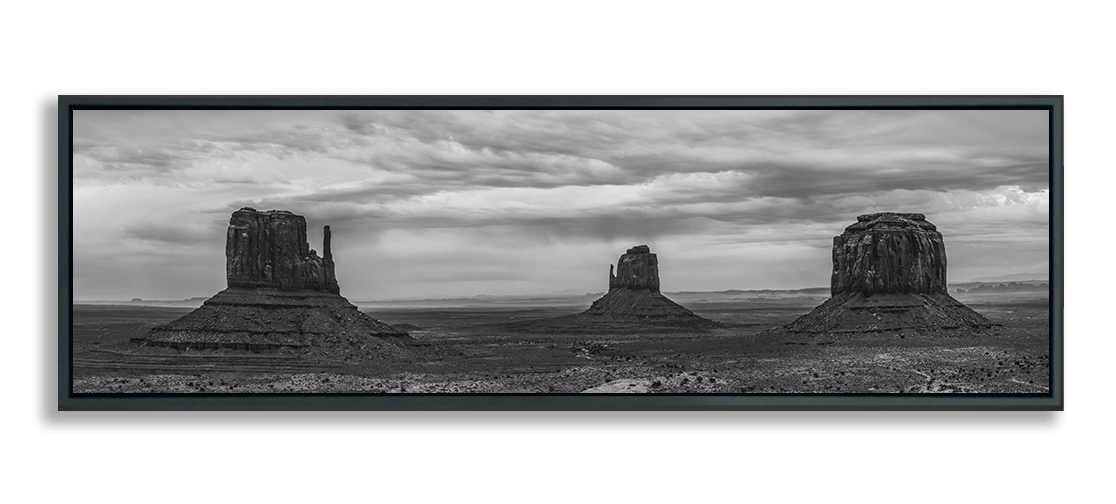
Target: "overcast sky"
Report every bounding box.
[72,109,1050,300]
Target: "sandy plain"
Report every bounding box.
[71,289,1051,394]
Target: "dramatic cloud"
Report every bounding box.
[71,109,1050,300]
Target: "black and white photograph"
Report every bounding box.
[20,1,1116,502]
[66,102,1056,401]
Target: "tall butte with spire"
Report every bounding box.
[576,245,720,328]
[779,212,994,335]
[140,208,411,361]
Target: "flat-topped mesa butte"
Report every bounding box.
[831,212,947,296]
[578,245,720,328]
[226,208,339,293]
[781,212,994,335]
[608,244,660,292]
[140,208,411,360]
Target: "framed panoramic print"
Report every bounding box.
[58,96,1062,410]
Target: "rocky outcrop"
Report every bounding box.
[831,212,947,296]
[609,245,661,292]
[781,213,994,335]
[537,245,721,331]
[499,245,720,333]
[226,207,339,293]
[138,208,411,362]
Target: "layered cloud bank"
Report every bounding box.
[73,109,1050,300]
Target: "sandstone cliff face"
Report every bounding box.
[609,245,661,292]
[225,207,339,293]
[831,212,947,296]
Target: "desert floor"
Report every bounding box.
[71,291,1051,394]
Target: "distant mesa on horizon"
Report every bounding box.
[969,273,1049,282]
[127,296,209,303]
[113,296,212,308]
[547,287,598,296]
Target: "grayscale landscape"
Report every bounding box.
[70,110,1051,394]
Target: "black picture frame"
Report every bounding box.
[58,95,1063,411]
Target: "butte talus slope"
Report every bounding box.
[780,212,994,335]
[139,208,413,363]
